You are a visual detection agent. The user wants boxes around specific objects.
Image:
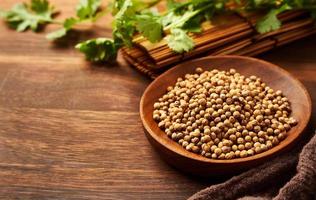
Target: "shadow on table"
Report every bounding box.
[50,26,112,49]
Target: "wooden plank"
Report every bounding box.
[0,0,316,199]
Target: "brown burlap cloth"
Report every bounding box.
[189,130,316,200]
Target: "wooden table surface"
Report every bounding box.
[0,1,315,199]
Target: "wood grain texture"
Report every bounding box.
[0,0,315,199]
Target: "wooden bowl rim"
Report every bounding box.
[140,55,312,164]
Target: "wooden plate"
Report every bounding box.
[140,56,311,176]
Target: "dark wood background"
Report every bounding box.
[0,0,315,199]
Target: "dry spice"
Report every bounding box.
[153,67,298,159]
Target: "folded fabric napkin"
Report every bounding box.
[189,130,316,200]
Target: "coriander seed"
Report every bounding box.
[153,67,297,159]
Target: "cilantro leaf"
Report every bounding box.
[46,0,102,40]
[182,15,202,33]
[111,0,125,15]
[113,0,136,47]
[164,10,200,29]
[0,0,55,32]
[46,17,78,40]
[113,22,136,47]
[75,38,119,62]
[165,28,194,53]
[136,13,162,43]
[76,0,102,20]
[114,0,134,19]
[131,0,162,12]
[256,4,292,34]
[256,11,281,34]
[31,0,52,13]
[166,0,182,10]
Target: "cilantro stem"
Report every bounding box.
[145,0,163,8]
[163,3,216,31]
[50,20,63,25]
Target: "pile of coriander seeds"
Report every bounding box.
[153,67,298,159]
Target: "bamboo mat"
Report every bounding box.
[121,11,316,79]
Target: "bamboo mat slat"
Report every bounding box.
[121,11,316,79]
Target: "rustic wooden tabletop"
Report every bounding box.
[0,0,315,199]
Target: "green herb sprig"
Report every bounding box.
[0,0,107,39]
[0,0,56,32]
[76,0,316,63]
[46,0,107,40]
[1,0,316,63]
